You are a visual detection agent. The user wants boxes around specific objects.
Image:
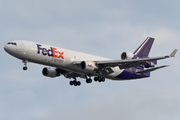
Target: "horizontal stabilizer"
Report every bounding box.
[136,65,169,75]
[170,49,178,57]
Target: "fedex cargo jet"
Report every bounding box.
[4,37,177,86]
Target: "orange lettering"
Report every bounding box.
[52,47,58,58]
[52,47,64,59]
[58,52,64,59]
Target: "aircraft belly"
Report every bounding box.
[115,68,150,80]
[63,65,125,80]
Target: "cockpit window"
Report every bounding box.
[7,42,17,45]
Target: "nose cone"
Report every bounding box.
[4,45,8,52]
[4,42,18,56]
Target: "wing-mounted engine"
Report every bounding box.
[42,67,61,78]
[143,61,156,68]
[81,61,98,71]
[121,52,135,60]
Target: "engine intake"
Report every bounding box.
[81,61,98,71]
[121,52,134,60]
[42,67,60,78]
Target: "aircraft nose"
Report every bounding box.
[4,42,18,55]
[4,44,8,52]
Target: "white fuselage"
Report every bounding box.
[4,40,124,80]
[5,37,173,85]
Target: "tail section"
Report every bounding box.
[134,37,155,58]
[134,37,157,66]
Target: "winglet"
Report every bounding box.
[170,49,178,57]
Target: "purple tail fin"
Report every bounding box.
[134,37,155,58]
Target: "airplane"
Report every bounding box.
[4,37,177,86]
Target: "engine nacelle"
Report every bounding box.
[42,67,60,78]
[81,61,98,71]
[121,52,134,60]
[144,61,156,68]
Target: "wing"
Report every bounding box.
[96,49,177,69]
[56,67,87,79]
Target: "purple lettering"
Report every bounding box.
[48,47,53,57]
[37,44,53,57]
[37,44,43,54]
[42,48,48,55]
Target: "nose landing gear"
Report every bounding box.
[22,60,28,70]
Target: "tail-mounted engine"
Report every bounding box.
[42,67,61,78]
[81,61,98,71]
[121,52,156,68]
[121,52,134,60]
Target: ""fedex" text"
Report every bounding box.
[36,44,64,59]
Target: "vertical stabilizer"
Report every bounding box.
[133,37,155,58]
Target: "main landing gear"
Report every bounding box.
[22,60,28,70]
[85,76,92,84]
[85,76,105,83]
[69,74,81,86]
[94,76,105,82]
[69,74,105,87]
[69,80,81,86]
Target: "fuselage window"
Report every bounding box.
[7,42,17,45]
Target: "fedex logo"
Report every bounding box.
[88,64,94,68]
[36,44,64,59]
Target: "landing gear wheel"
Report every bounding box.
[77,81,81,86]
[74,82,77,86]
[86,79,92,83]
[94,77,98,82]
[101,77,105,82]
[23,66,28,70]
[98,77,101,82]
[70,81,74,86]
[89,79,92,83]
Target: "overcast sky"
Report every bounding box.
[1,0,180,120]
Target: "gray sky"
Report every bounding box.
[1,0,180,120]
